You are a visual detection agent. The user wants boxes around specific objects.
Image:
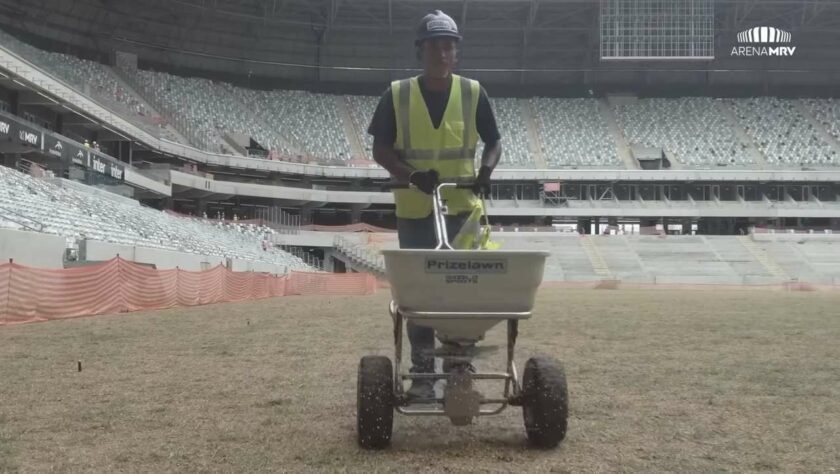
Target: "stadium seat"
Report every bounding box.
[726,97,838,167]
[612,97,753,167]
[0,29,182,144]
[0,166,313,271]
[532,98,620,167]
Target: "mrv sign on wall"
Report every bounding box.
[731,26,797,57]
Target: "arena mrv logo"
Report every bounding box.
[19,130,38,145]
[425,258,507,274]
[731,26,796,57]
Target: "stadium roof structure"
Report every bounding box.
[0,0,839,91]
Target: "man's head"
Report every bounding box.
[415,10,461,79]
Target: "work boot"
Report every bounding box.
[406,379,435,400]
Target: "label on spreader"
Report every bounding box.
[425,258,508,274]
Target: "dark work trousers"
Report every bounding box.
[397,212,468,374]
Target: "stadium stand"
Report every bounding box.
[333,235,386,276]
[620,235,743,284]
[612,97,755,168]
[129,67,354,161]
[507,235,600,281]
[345,95,378,156]
[0,165,313,271]
[532,98,620,167]
[329,231,840,285]
[492,98,534,168]
[773,237,840,281]
[229,86,352,161]
[0,29,180,143]
[800,98,840,153]
[726,97,840,167]
[133,70,282,156]
[3,27,840,173]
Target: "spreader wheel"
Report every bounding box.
[521,356,569,449]
[357,355,394,449]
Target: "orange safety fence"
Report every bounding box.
[285,270,377,296]
[0,257,377,326]
[366,233,398,245]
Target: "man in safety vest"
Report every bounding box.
[367,10,502,400]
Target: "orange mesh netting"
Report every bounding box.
[285,270,377,296]
[0,257,376,326]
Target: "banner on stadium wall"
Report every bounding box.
[87,150,125,181]
[43,134,84,163]
[0,111,124,181]
[0,116,11,141]
[11,120,43,151]
[43,133,124,181]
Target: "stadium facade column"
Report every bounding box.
[300,204,314,225]
[639,218,658,234]
[682,218,692,235]
[321,248,337,272]
[577,218,592,235]
[9,90,18,114]
[195,199,207,216]
[350,204,363,224]
[2,153,16,167]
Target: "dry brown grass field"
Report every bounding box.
[2,288,840,473]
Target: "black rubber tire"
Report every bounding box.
[357,355,394,449]
[522,356,569,449]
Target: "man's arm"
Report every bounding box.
[480,139,502,171]
[475,86,502,189]
[368,87,417,182]
[372,137,415,183]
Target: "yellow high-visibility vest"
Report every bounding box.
[391,74,480,219]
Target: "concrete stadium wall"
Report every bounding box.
[271,230,364,248]
[84,240,136,262]
[83,240,288,275]
[84,240,225,271]
[229,259,288,275]
[0,228,66,268]
[752,233,840,242]
[0,232,292,275]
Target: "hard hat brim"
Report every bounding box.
[415,31,462,46]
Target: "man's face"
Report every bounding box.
[421,38,458,78]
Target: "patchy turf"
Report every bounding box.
[2,289,840,473]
